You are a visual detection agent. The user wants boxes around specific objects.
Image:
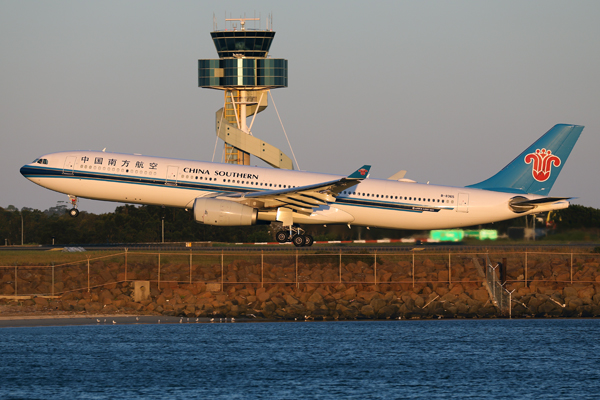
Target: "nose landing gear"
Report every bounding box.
[68,195,79,218]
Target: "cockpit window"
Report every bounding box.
[36,159,48,164]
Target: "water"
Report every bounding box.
[1,319,599,399]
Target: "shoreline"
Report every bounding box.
[0,313,232,328]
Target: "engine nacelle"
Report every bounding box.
[193,198,257,226]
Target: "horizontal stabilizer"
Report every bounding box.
[508,196,570,213]
[511,196,570,206]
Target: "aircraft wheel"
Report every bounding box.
[276,231,288,243]
[69,208,80,218]
[292,234,305,247]
[304,235,314,247]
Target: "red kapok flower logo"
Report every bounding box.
[524,148,561,182]
[358,168,368,176]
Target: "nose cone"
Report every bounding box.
[20,164,33,179]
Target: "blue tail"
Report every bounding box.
[467,124,583,195]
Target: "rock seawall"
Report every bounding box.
[2,252,600,319]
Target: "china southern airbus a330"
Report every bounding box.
[21,124,583,246]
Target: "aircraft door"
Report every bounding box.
[166,166,178,185]
[457,193,469,213]
[63,156,76,175]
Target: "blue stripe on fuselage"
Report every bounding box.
[20,166,451,214]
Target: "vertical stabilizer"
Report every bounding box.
[467,124,583,195]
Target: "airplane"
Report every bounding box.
[20,124,583,247]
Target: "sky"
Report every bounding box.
[1,0,599,214]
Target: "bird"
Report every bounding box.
[112,320,116,324]
[158,319,160,324]
[136,317,139,321]
[179,318,183,323]
[231,317,235,322]
[196,318,199,322]
[210,318,215,322]
[104,319,106,323]
[96,319,100,323]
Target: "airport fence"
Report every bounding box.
[1,250,599,303]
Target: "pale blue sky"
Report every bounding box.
[2,0,599,213]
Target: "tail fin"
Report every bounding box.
[467,124,583,195]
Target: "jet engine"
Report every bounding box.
[193,198,257,226]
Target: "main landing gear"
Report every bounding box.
[275,226,314,247]
[68,195,79,218]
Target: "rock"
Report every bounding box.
[307,291,323,304]
[33,297,49,307]
[2,284,15,295]
[370,298,387,313]
[563,287,578,298]
[449,284,464,296]
[377,304,399,319]
[285,294,299,305]
[455,302,470,315]
[567,298,584,310]
[271,296,286,308]
[360,305,375,318]
[440,293,457,303]
[578,287,595,300]
[262,301,276,316]
[443,304,458,316]
[438,270,449,282]
[472,289,489,303]
[84,302,102,313]
[538,300,561,315]
[414,296,425,308]
[257,291,271,302]
[527,296,543,312]
[206,283,221,292]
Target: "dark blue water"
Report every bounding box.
[1,319,599,399]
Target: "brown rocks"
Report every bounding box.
[472,289,489,303]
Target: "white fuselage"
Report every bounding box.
[22,150,567,230]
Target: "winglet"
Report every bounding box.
[348,165,371,179]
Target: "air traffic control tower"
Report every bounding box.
[198,17,292,169]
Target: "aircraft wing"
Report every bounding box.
[217,165,371,215]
